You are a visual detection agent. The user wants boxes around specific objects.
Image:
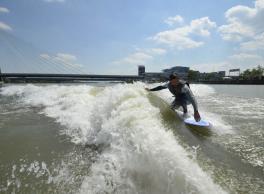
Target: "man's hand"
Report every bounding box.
[145,88,150,91]
[194,111,201,122]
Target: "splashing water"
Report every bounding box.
[1,83,263,193]
[0,83,227,194]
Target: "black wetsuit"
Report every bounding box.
[149,80,198,113]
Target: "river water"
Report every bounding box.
[0,83,263,194]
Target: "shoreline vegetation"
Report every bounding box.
[1,66,263,85]
[188,65,264,85]
[193,80,264,85]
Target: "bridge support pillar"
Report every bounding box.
[0,67,3,82]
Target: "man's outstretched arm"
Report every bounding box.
[145,84,168,91]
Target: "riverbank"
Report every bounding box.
[192,79,264,85]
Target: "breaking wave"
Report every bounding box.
[1,83,227,194]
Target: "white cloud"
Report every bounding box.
[43,0,65,3]
[113,52,153,65]
[150,17,216,50]
[164,15,184,26]
[113,47,167,66]
[229,53,263,61]
[0,7,12,32]
[0,7,9,14]
[110,47,168,74]
[148,48,167,55]
[228,53,263,70]
[40,53,83,68]
[137,48,167,55]
[219,0,264,41]
[191,62,229,73]
[0,21,12,31]
[256,0,264,9]
[55,53,77,62]
[240,32,264,51]
[190,17,217,36]
[191,53,263,73]
[40,54,51,60]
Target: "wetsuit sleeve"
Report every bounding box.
[149,83,168,91]
[182,86,198,112]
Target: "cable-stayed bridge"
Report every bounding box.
[0,73,143,83]
[0,31,143,83]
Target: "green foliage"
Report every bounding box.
[188,70,200,81]
[241,65,264,80]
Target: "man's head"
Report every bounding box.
[169,73,179,86]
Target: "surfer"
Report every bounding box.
[145,73,201,122]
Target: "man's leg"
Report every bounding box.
[182,103,188,114]
[170,99,180,110]
[172,99,188,113]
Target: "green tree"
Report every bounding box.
[241,65,263,80]
[241,69,251,80]
[188,70,199,81]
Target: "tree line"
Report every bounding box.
[188,65,264,81]
[240,65,264,80]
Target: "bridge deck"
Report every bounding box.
[0,73,144,83]
[1,73,143,78]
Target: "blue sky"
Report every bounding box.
[0,0,263,74]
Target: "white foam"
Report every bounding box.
[151,83,234,135]
[190,84,216,97]
[79,83,226,194]
[147,83,216,98]
[1,83,227,194]
[1,160,52,192]
[1,84,100,144]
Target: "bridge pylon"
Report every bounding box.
[0,67,3,82]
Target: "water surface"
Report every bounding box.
[0,83,263,193]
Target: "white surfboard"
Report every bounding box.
[184,117,210,127]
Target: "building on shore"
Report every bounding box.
[218,71,226,77]
[138,65,190,82]
[138,65,145,76]
[0,68,3,82]
[138,65,165,82]
[229,69,240,77]
[144,72,166,82]
[198,71,226,81]
[162,66,190,79]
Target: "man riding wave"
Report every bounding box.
[145,73,201,122]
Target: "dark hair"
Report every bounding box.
[169,73,179,80]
